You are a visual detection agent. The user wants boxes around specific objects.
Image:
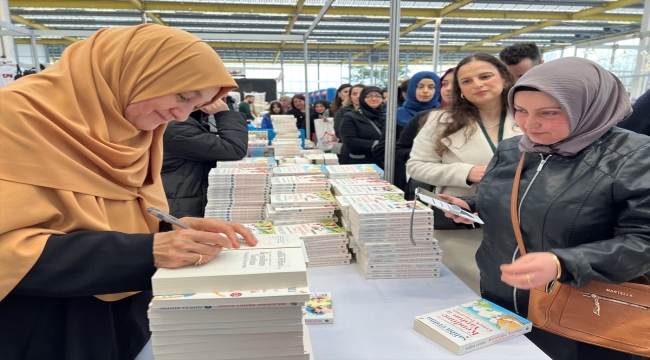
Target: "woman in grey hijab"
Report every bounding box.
[438,57,650,360]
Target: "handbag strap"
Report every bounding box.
[510,153,528,256]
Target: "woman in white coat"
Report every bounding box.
[407,53,522,199]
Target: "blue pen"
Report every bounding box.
[147,207,194,230]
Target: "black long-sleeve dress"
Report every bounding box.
[0,231,156,360]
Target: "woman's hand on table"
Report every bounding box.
[500,252,559,290]
[153,218,257,269]
[437,194,478,225]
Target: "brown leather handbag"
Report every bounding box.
[510,154,650,357]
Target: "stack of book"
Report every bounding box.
[305,154,339,165]
[273,140,303,157]
[273,165,327,177]
[268,191,338,225]
[324,164,384,179]
[271,115,300,139]
[334,193,408,252]
[271,175,331,195]
[277,157,310,167]
[349,201,442,279]
[216,157,276,169]
[204,168,272,223]
[248,131,274,157]
[331,184,404,197]
[275,221,351,267]
[149,235,313,360]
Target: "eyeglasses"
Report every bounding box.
[365,95,383,100]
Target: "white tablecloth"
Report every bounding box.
[137,264,550,360]
[306,264,550,360]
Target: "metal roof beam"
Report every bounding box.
[13,38,501,52]
[10,14,80,42]
[8,2,642,22]
[542,29,648,52]
[0,19,31,35]
[273,0,307,63]
[346,0,474,63]
[127,0,168,26]
[303,0,335,40]
[459,0,643,51]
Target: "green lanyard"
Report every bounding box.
[477,110,506,153]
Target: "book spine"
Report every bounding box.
[363,256,442,264]
[150,302,305,310]
[366,251,443,259]
[360,262,442,269]
[460,326,531,355]
[363,273,440,279]
[308,253,352,261]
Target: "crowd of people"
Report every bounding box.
[0,24,648,360]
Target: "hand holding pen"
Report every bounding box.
[147,207,257,268]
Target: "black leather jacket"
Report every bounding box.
[466,128,650,317]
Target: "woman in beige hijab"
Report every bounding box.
[0,24,256,359]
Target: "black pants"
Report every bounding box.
[525,327,648,360]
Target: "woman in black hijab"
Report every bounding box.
[339,86,385,166]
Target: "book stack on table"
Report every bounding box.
[349,201,443,279]
[268,191,338,226]
[149,235,313,360]
[216,157,276,169]
[305,154,339,165]
[272,140,302,157]
[275,221,351,267]
[270,175,331,195]
[273,165,327,177]
[204,168,272,223]
[277,157,310,167]
[324,164,384,179]
[334,193,409,253]
[271,115,300,139]
[330,183,404,197]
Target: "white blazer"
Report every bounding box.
[406,110,522,198]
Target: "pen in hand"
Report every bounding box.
[147,207,194,230]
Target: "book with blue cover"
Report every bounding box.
[414,299,532,355]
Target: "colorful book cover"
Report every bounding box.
[242,221,277,235]
[273,165,327,176]
[272,175,329,186]
[350,201,433,219]
[414,299,532,355]
[248,130,269,141]
[150,287,310,309]
[324,164,384,177]
[334,185,405,196]
[217,157,276,168]
[270,191,337,207]
[275,221,346,240]
[330,178,391,187]
[302,292,333,324]
[209,168,273,176]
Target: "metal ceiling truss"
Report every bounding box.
[8,1,642,22]
[411,0,643,63]
[7,0,644,65]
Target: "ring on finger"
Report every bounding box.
[195,253,203,266]
[525,273,531,284]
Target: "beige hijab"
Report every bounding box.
[0,24,237,301]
